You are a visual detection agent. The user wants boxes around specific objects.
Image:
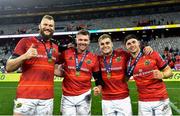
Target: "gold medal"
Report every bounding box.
[76,71,80,76]
[107,72,111,79]
[48,58,53,63]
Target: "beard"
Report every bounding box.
[40,29,54,40]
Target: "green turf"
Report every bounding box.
[0,81,179,115]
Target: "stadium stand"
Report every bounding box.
[0,12,180,35]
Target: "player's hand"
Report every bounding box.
[93,85,102,96]
[67,43,75,48]
[24,44,38,59]
[143,46,153,55]
[54,64,64,76]
[153,70,163,79]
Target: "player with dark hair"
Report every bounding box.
[6,15,59,115]
[95,34,153,116]
[59,29,103,116]
[125,34,173,116]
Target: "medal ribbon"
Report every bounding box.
[103,51,114,74]
[37,36,53,62]
[127,51,143,77]
[75,49,89,72]
[42,41,53,61]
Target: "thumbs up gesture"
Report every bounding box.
[24,44,38,59]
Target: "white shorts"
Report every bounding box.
[138,98,172,116]
[102,96,132,116]
[61,89,91,116]
[13,98,53,116]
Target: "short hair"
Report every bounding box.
[42,15,54,21]
[124,34,139,44]
[76,29,90,37]
[98,34,112,43]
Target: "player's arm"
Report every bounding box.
[92,71,104,96]
[6,44,37,72]
[6,54,26,72]
[161,65,173,79]
[152,51,173,79]
[153,65,173,79]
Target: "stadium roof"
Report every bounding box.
[0,0,179,15]
[0,0,179,24]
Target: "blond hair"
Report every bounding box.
[98,34,112,43]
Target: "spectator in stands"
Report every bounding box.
[162,47,177,69]
[6,15,60,115]
[124,34,173,116]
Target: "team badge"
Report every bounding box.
[69,57,73,60]
[116,57,121,62]
[144,60,150,65]
[86,59,92,64]
[16,103,22,108]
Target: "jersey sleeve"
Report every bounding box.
[58,50,66,64]
[153,51,168,70]
[92,55,100,72]
[54,45,60,64]
[13,38,27,56]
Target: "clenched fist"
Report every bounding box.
[153,70,164,79]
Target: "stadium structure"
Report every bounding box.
[0,0,179,115]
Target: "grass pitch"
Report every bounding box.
[0,81,179,115]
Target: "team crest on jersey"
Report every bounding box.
[69,57,73,60]
[86,59,92,64]
[16,103,22,108]
[144,60,150,65]
[116,57,121,62]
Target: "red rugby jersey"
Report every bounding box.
[60,48,99,96]
[99,48,130,100]
[132,51,168,101]
[13,37,59,99]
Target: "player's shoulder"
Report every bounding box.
[87,51,98,58]
[151,50,160,56]
[52,42,58,49]
[114,48,130,57]
[63,47,74,54]
[147,51,162,60]
[115,48,128,53]
[17,37,35,45]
